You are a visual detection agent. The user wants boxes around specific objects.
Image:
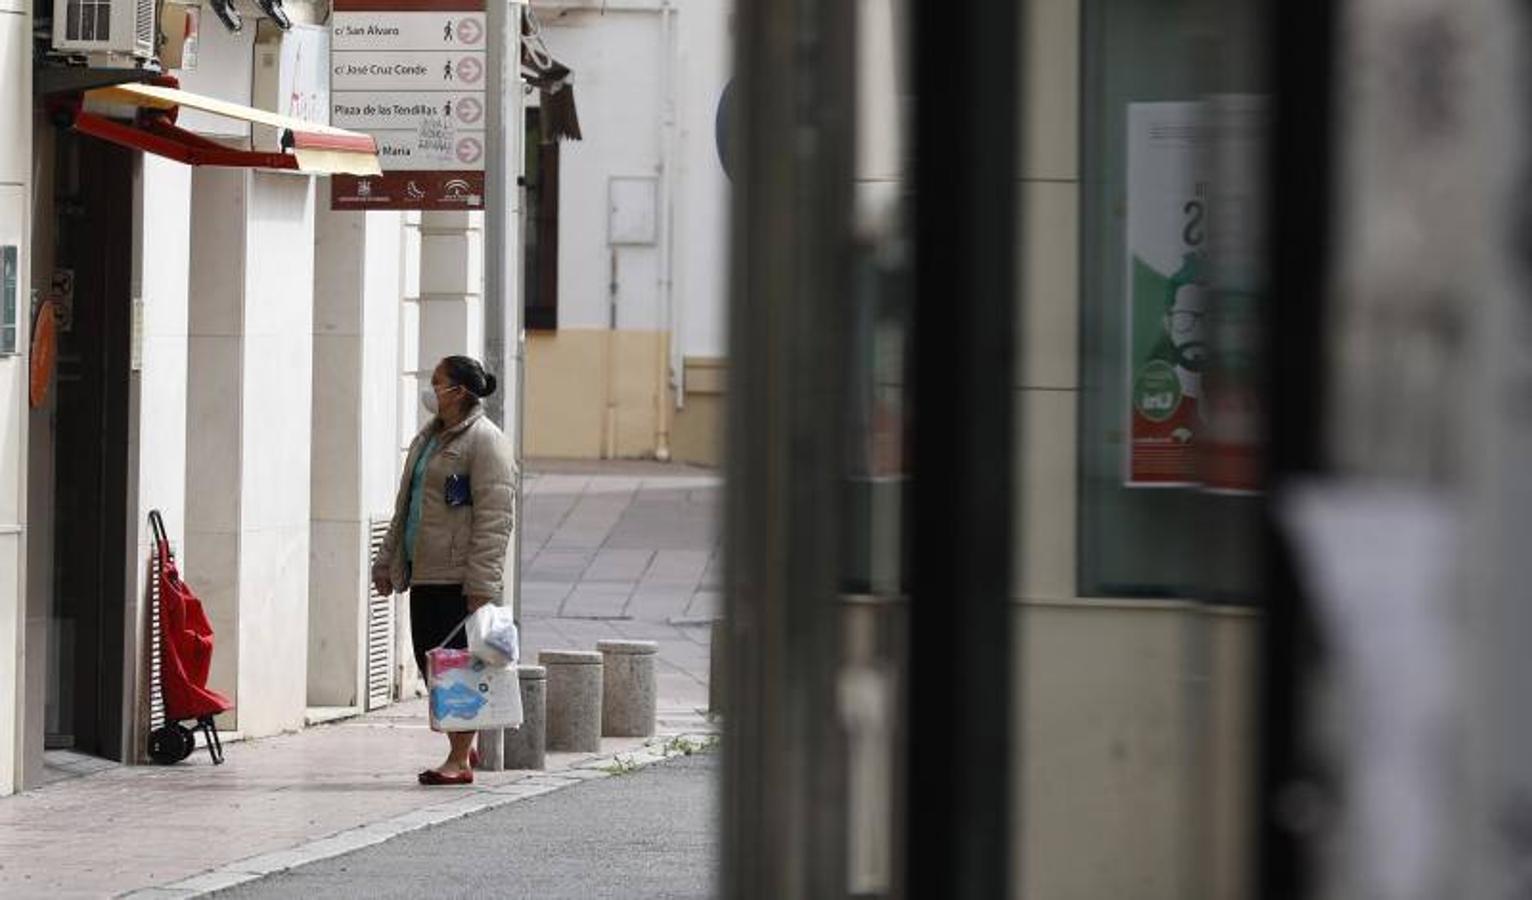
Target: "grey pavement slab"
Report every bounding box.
[219,753,718,900]
[640,549,711,588]
[624,588,695,623]
[559,583,635,619]
[583,548,655,582]
[524,548,595,581]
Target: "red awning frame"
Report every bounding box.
[47,75,380,174]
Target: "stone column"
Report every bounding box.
[186,169,316,737]
[309,207,403,710]
[416,211,484,382]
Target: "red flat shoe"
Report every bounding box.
[418,768,474,786]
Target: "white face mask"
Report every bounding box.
[421,386,439,414]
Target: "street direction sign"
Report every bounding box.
[330,0,487,210]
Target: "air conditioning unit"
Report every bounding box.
[52,0,156,61]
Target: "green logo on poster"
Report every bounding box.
[1134,360,1182,422]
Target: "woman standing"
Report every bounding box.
[373,355,516,785]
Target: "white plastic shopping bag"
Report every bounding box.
[466,604,519,667]
[426,617,523,733]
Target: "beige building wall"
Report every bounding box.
[1010,1,1256,899]
[670,356,724,466]
[524,329,673,460]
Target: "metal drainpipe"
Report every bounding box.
[604,247,619,460]
[653,0,677,462]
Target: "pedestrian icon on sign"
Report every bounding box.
[444,101,453,117]
[444,60,454,80]
[444,20,454,41]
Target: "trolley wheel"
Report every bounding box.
[148,724,196,764]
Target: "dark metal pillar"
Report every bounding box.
[904,0,1019,896]
[1259,0,1335,895]
[722,0,857,895]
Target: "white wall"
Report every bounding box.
[186,169,317,738]
[673,0,731,360]
[542,10,665,330]
[362,214,405,516]
[538,0,731,393]
[172,21,257,139]
[310,206,403,707]
[186,167,247,725]
[239,172,316,734]
[128,156,194,755]
[0,0,29,796]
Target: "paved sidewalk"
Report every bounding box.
[0,462,721,899]
[520,460,722,713]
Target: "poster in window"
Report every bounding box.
[1125,102,1206,487]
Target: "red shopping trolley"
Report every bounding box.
[146,510,232,764]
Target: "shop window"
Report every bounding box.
[524,107,560,331]
[1077,0,1265,601]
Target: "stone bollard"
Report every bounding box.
[474,726,504,771]
[597,640,659,737]
[540,650,603,753]
[504,665,547,770]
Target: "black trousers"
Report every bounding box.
[410,583,470,679]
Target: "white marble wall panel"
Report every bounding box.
[130,159,193,757]
[419,231,482,296]
[402,222,422,302]
[185,171,317,735]
[134,158,193,539]
[0,16,28,184]
[363,215,404,513]
[311,334,363,521]
[398,300,421,376]
[191,530,241,718]
[308,206,403,707]
[0,159,20,789]
[398,373,427,450]
[236,525,309,734]
[0,533,19,795]
[418,295,483,366]
[308,519,365,707]
[185,334,243,535]
[187,170,248,337]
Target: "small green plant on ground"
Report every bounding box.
[601,754,641,776]
[661,734,721,758]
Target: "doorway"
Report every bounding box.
[43,133,135,760]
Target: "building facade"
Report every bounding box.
[1,2,524,793]
[520,0,729,466]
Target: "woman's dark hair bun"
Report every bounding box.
[442,355,497,399]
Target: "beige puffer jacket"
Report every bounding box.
[376,406,517,598]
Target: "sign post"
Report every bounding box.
[329,0,489,210]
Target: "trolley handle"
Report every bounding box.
[149,509,169,551]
